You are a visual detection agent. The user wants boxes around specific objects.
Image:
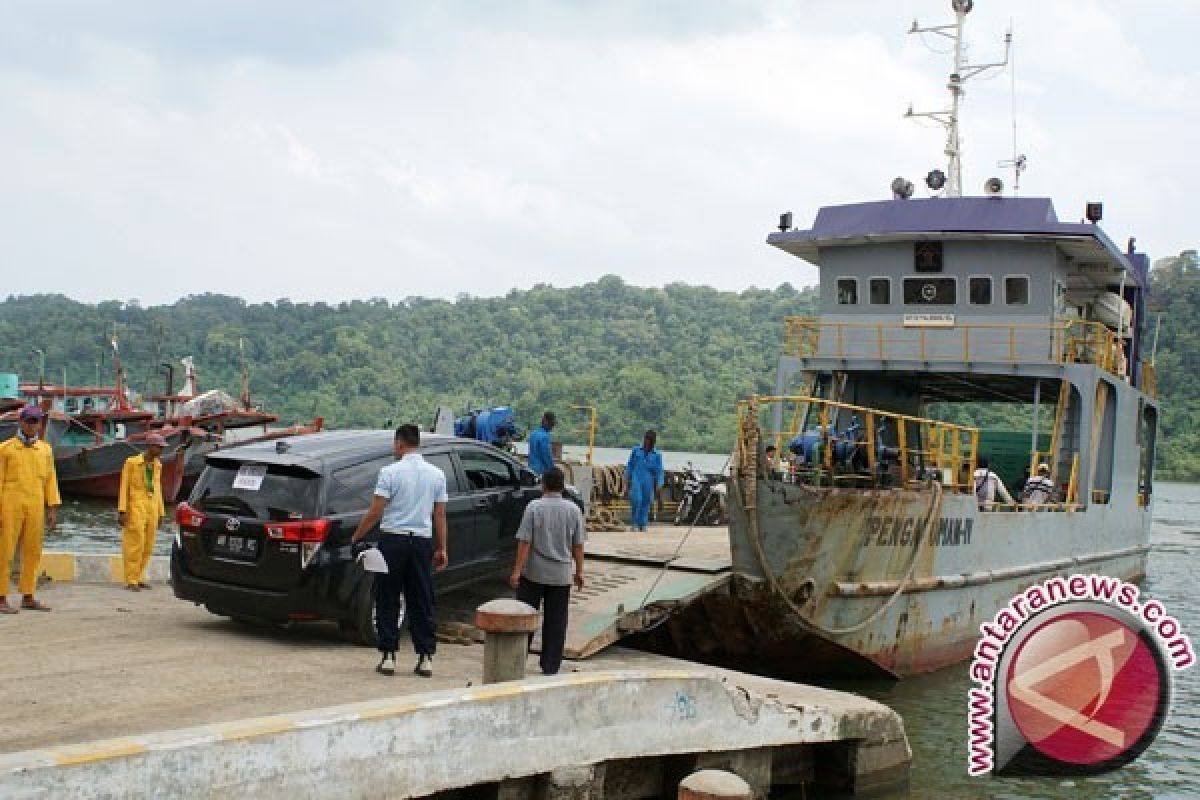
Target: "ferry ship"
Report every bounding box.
[714,2,1158,678]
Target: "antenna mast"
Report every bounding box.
[239,337,251,410]
[906,0,1011,197]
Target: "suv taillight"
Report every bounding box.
[264,519,331,543]
[175,502,206,528]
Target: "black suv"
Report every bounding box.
[171,430,557,644]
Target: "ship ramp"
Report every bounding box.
[438,526,732,659]
[561,526,732,658]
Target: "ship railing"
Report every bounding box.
[1141,363,1158,399]
[736,394,980,492]
[783,317,1125,378]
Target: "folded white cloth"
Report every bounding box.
[356,547,388,573]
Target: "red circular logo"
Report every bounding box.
[1005,611,1164,767]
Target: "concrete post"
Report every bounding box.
[678,770,753,800]
[475,598,541,684]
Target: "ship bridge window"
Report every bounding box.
[836,278,858,305]
[969,276,992,305]
[1005,275,1030,306]
[869,277,891,305]
[903,277,956,305]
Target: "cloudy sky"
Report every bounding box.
[2,1,1196,305]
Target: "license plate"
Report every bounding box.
[214,533,259,559]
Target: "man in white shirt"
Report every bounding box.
[973,457,1014,511]
[351,425,448,678]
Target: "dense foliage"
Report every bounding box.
[1,255,1194,477]
[0,277,816,454]
[1145,250,1200,481]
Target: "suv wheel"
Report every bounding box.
[343,579,406,647]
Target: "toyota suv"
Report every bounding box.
[171,430,564,645]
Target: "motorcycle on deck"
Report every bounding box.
[673,462,728,526]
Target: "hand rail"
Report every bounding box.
[738,394,980,492]
[783,316,1126,378]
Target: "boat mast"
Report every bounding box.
[180,356,198,398]
[239,337,251,410]
[110,326,129,411]
[906,0,1011,197]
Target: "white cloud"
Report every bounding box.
[0,0,1195,304]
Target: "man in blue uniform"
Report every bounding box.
[527,411,556,477]
[625,429,664,532]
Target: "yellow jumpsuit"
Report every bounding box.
[118,454,164,587]
[0,437,61,597]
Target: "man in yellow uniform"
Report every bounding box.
[0,405,61,614]
[117,434,166,591]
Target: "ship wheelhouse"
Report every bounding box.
[766,196,1157,513]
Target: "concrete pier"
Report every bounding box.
[0,559,910,798]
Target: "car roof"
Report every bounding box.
[207,429,491,473]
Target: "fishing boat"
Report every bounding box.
[658,3,1158,679]
[15,384,196,502]
[142,355,279,432]
[140,354,322,497]
[13,337,201,501]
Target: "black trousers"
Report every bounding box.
[374,534,436,657]
[516,577,571,675]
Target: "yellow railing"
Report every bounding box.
[783,316,1125,377]
[737,394,979,492]
[1141,363,1158,399]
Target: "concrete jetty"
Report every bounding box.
[0,543,910,798]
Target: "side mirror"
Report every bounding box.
[520,468,538,487]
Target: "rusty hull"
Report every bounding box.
[695,479,1153,679]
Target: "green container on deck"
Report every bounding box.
[977,429,1051,491]
[0,373,17,400]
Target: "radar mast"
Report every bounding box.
[905,0,1011,197]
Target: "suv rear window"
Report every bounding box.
[191,461,321,521]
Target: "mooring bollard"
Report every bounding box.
[678,770,753,800]
[474,598,541,684]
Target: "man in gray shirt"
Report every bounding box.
[509,467,586,675]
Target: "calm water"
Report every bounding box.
[43,465,1199,797]
[835,481,1200,800]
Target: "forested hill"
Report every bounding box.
[1144,250,1199,481]
[0,277,816,455]
[1,256,1197,479]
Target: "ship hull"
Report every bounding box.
[55,436,190,503]
[671,480,1149,679]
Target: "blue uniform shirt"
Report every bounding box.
[528,425,555,476]
[625,446,664,496]
[374,453,449,537]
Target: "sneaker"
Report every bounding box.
[414,654,433,678]
[376,652,396,676]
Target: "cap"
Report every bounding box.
[1037,463,1050,473]
[18,405,44,421]
[145,433,168,447]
